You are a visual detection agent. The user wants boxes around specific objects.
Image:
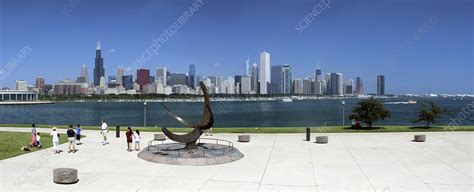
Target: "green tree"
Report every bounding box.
[412,100,447,128]
[349,97,391,128]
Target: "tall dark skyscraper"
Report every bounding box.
[188,64,196,89]
[137,69,150,90]
[93,42,105,86]
[315,67,322,81]
[377,75,385,95]
[355,77,363,95]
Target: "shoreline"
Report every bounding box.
[1,124,473,133]
[0,101,55,105]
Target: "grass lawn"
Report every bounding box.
[0,124,473,134]
[0,131,85,160]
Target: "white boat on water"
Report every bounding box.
[282,98,293,103]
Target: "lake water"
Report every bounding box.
[0,97,472,128]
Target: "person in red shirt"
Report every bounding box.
[125,127,134,152]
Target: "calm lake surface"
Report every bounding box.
[0,97,472,127]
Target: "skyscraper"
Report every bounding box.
[136,69,150,90]
[122,75,133,90]
[271,64,292,94]
[292,78,303,94]
[240,76,251,94]
[188,64,196,89]
[355,77,363,95]
[15,80,28,91]
[250,63,258,93]
[345,79,354,95]
[303,77,313,95]
[330,73,343,96]
[169,73,187,86]
[315,67,322,81]
[35,77,45,94]
[377,75,385,95]
[259,51,270,94]
[270,65,283,94]
[93,41,105,86]
[156,67,167,86]
[117,67,124,87]
[245,57,250,76]
[81,64,88,83]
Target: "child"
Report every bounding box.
[36,132,42,148]
[134,130,141,151]
[76,125,82,145]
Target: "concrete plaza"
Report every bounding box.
[0,127,472,191]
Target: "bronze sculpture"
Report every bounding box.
[160,81,214,150]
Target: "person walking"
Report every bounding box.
[125,127,133,152]
[134,130,141,151]
[50,127,60,154]
[31,124,37,147]
[100,120,109,145]
[36,132,42,148]
[75,124,82,145]
[67,125,77,153]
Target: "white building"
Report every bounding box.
[15,80,28,91]
[240,75,251,94]
[223,76,235,94]
[81,65,88,83]
[156,67,167,86]
[99,76,106,89]
[259,51,270,94]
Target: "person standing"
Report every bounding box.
[125,127,133,152]
[100,120,109,145]
[31,124,37,147]
[67,125,77,153]
[134,130,141,151]
[50,127,60,154]
[75,124,82,145]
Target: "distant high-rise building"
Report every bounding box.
[245,57,250,76]
[292,78,303,94]
[15,80,28,91]
[250,63,258,93]
[93,41,105,86]
[324,73,331,95]
[122,75,133,90]
[117,67,124,87]
[330,73,343,96]
[355,77,363,95]
[35,77,45,94]
[345,79,354,95]
[81,65,88,83]
[271,65,282,94]
[156,67,167,86]
[240,76,251,94]
[234,75,242,94]
[314,80,325,95]
[377,75,385,95]
[223,76,235,94]
[99,76,106,89]
[136,69,150,90]
[315,67,322,81]
[259,51,270,94]
[208,76,224,93]
[188,64,196,89]
[271,64,292,94]
[169,73,187,86]
[303,77,313,95]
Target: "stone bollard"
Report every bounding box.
[315,136,328,144]
[306,127,311,141]
[154,134,166,141]
[413,135,426,142]
[116,126,120,138]
[53,168,79,184]
[238,135,250,142]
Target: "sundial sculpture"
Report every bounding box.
[160,81,214,150]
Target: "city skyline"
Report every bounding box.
[0,0,472,94]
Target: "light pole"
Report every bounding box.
[144,102,147,127]
[342,100,345,127]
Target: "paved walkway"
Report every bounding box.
[0,127,472,191]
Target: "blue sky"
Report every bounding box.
[0,0,472,94]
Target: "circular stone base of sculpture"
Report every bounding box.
[138,143,244,166]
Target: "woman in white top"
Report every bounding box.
[50,127,60,154]
[134,130,141,151]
